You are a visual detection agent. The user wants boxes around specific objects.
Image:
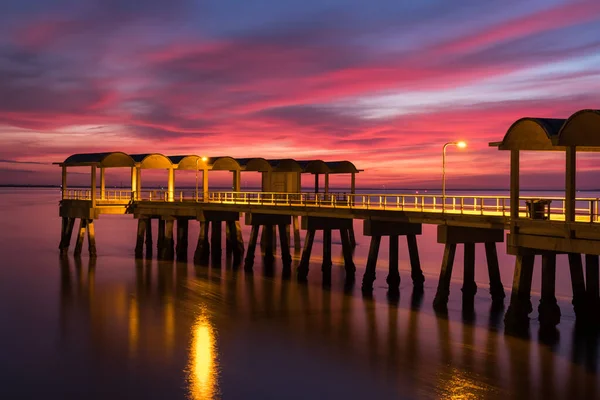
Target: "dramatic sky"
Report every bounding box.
[1,0,600,188]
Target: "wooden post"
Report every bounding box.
[87,220,97,257]
[135,219,147,258]
[386,235,400,291]
[211,221,222,263]
[74,219,88,256]
[194,221,210,265]
[232,221,244,265]
[322,229,332,285]
[225,222,233,257]
[565,146,576,223]
[340,228,356,277]
[348,224,356,248]
[61,166,67,199]
[407,234,424,288]
[538,253,561,327]
[484,242,505,303]
[157,219,165,259]
[292,216,301,251]
[90,166,97,208]
[297,229,316,281]
[433,243,457,309]
[163,219,175,260]
[244,225,259,270]
[100,168,106,200]
[278,223,292,267]
[510,150,520,223]
[176,219,189,261]
[568,253,586,318]
[504,254,535,327]
[263,225,274,263]
[462,243,477,301]
[361,236,381,292]
[145,218,153,259]
[130,167,137,200]
[585,254,600,312]
[202,169,209,201]
[167,167,175,202]
[59,217,76,256]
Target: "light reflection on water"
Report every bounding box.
[1,188,600,399]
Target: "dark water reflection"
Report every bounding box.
[1,189,599,399]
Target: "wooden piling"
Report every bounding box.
[244,225,259,270]
[484,242,505,302]
[568,253,587,318]
[340,228,356,277]
[135,219,147,259]
[176,219,189,261]
[322,229,332,285]
[538,253,561,327]
[263,225,275,263]
[193,221,210,265]
[407,234,424,288]
[585,254,600,313]
[145,218,153,259]
[225,222,233,257]
[386,235,400,290]
[293,216,301,250]
[59,217,75,256]
[433,243,457,309]
[74,218,88,256]
[462,243,477,300]
[87,220,97,257]
[297,229,315,281]
[504,254,535,327]
[348,224,357,248]
[210,221,222,263]
[157,219,165,258]
[361,235,381,292]
[278,223,292,267]
[163,219,175,261]
[232,221,245,265]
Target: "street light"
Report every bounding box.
[442,141,466,210]
[196,156,208,202]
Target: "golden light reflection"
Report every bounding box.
[128,297,139,356]
[188,314,219,399]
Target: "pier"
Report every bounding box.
[56,109,600,328]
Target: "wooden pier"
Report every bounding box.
[56,109,600,328]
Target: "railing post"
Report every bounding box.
[460,197,464,214]
[590,200,594,223]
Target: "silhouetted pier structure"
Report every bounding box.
[56,109,600,328]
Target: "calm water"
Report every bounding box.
[1,188,599,399]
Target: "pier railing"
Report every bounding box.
[61,189,600,222]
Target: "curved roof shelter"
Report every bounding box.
[58,152,361,173]
[494,118,566,151]
[557,109,600,147]
[60,152,135,168]
[131,153,173,169]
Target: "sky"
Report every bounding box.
[1,0,600,189]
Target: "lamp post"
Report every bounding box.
[196,156,208,202]
[442,141,466,210]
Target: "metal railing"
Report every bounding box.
[61,189,600,222]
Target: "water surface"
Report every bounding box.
[0,188,598,399]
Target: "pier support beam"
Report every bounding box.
[568,253,587,318]
[586,254,600,317]
[176,218,189,261]
[159,219,175,261]
[157,219,165,257]
[538,253,561,327]
[434,225,504,310]
[194,221,210,265]
[226,220,244,266]
[74,218,88,256]
[211,221,222,263]
[145,218,153,259]
[72,218,96,257]
[504,254,535,328]
[361,220,423,292]
[59,217,76,256]
[298,216,354,283]
[244,225,260,270]
[340,228,356,279]
[292,216,301,251]
[244,213,291,270]
[135,218,148,259]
